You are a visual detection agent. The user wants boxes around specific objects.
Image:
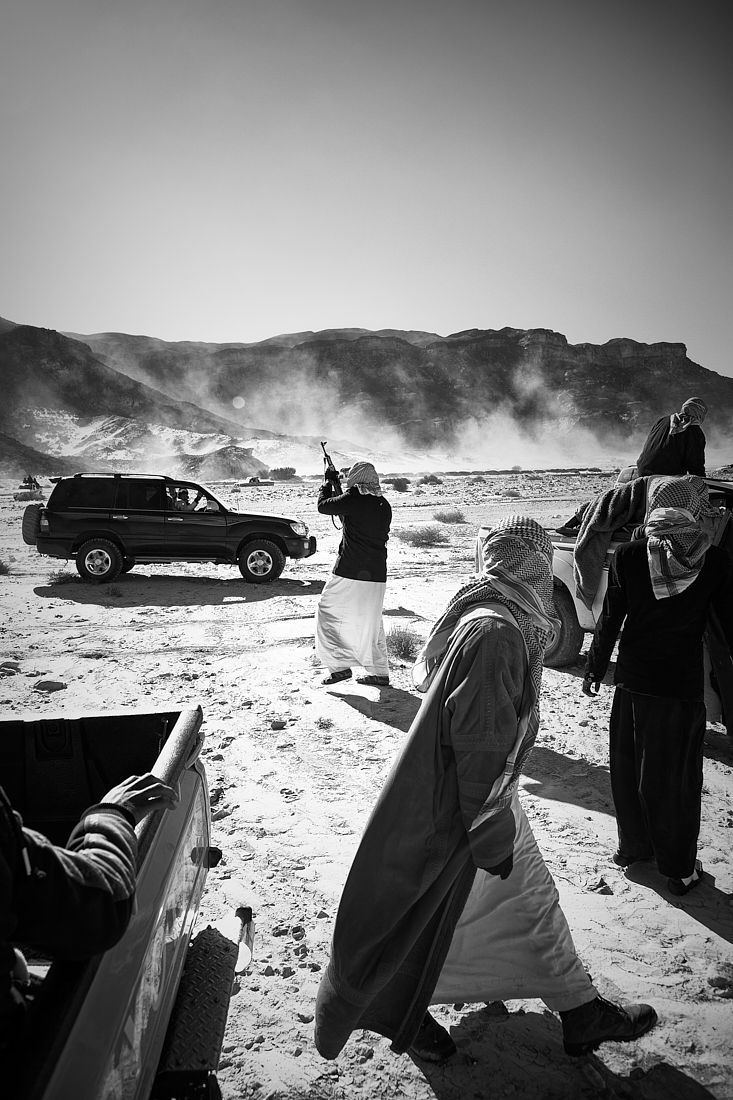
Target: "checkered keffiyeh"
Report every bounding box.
[345,462,382,496]
[644,477,712,599]
[412,517,559,824]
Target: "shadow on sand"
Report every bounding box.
[411,1004,717,1100]
[624,862,733,946]
[34,574,326,608]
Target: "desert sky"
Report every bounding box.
[0,1,730,374]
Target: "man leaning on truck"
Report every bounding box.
[0,773,178,1046]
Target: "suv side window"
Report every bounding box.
[50,478,117,510]
[114,481,165,510]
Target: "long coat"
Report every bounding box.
[314,614,529,1057]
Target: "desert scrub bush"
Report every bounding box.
[395,525,448,548]
[387,625,421,661]
[271,466,297,480]
[47,568,77,585]
[316,716,334,731]
[0,560,10,576]
[433,508,466,524]
[384,477,410,492]
[418,474,443,485]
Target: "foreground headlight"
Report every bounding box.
[290,521,308,537]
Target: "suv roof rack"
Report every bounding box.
[71,472,174,481]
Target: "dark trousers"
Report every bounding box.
[609,687,706,879]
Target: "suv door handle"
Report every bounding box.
[167,516,184,522]
[111,515,128,520]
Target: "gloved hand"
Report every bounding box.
[582,672,601,697]
[325,467,341,485]
[485,852,513,880]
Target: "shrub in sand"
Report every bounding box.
[387,625,422,661]
[433,508,466,524]
[48,568,77,585]
[395,525,448,548]
[0,560,10,576]
[418,474,443,485]
[384,477,410,492]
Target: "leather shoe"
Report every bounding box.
[667,860,703,896]
[561,995,657,1057]
[409,1012,457,1063]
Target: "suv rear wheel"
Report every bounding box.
[238,540,285,583]
[544,584,584,668]
[76,539,123,583]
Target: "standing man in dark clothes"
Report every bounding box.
[316,461,392,686]
[1,772,178,1043]
[635,397,707,478]
[582,476,733,895]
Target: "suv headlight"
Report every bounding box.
[289,521,308,538]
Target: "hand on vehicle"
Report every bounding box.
[102,773,180,824]
[582,672,602,697]
[485,852,513,880]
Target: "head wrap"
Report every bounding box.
[670,397,708,436]
[345,461,382,496]
[644,476,711,598]
[412,515,559,828]
[413,515,558,697]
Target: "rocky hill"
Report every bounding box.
[4,317,733,474]
[71,325,733,463]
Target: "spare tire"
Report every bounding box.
[22,504,42,545]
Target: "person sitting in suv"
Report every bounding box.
[174,488,204,512]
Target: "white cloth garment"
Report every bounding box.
[432,794,598,1012]
[315,574,389,676]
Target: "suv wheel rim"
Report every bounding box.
[247,550,272,576]
[85,549,112,576]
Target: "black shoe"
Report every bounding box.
[561,995,658,1057]
[409,1012,457,1063]
[667,860,703,896]
[321,669,352,685]
[612,850,653,868]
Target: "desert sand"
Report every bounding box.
[1,472,732,1100]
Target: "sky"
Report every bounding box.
[1,0,731,374]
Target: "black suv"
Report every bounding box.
[23,473,316,583]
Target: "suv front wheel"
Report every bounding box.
[76,539,123,584]
[238,540,285,583]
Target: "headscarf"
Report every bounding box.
[669,396,708,436]
[345,461,382,496]
[412,515,560,829]
[644,476,712,598]
[412,515,558,697]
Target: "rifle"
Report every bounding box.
[320,441,342,528]
[320,441,342,489]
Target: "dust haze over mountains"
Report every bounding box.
[3,317,733,476]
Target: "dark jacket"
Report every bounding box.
[636,415,706,478]
[1,788,137,1042]
[315,616,527,1058]
[586,540,733,700]
[317,485,391,582]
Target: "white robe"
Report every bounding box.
[432,794,598,1012]
[316,574,389,677]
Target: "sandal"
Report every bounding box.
[356,675,390,686]
[321,669,352,685]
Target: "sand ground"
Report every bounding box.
[1,473,732,1100]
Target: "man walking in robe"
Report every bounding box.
[315,461,392,686]
[315,516,657,1063]
[583,476,733,893]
